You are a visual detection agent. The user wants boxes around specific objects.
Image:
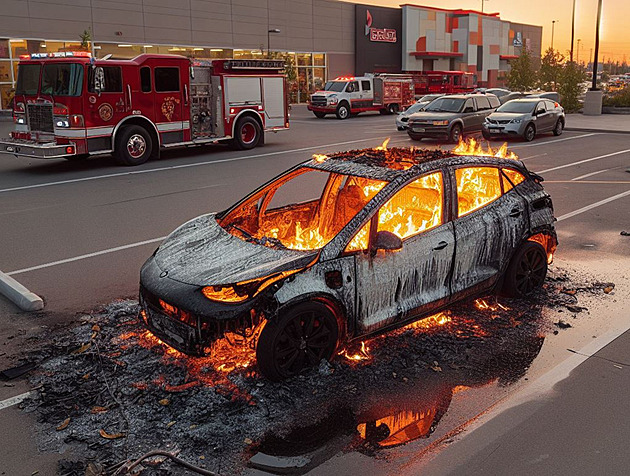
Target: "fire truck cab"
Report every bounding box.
[308,74,415,120]
[1,53,289,166]
[411,71,477,97]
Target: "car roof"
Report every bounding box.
[504,98,545,103]
[306,147,528,182]
[435,93,495,99]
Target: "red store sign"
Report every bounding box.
[370,28,397,43]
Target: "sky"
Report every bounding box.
[343,0,630,63]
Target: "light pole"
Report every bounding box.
[570,0,576,61]
[551,20,558,51]
[481,0,489,13]
[267,28,280,58]
[591,0,603,90]
[576,38,581,65]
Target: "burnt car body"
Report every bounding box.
[139,146,557,381]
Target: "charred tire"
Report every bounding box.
[114,125,153,166]
[449,123,462,143]
[336,103,350,120]
[503,242,548,298]
[553,118,564,136]
[524,123,536,142]
[232,116,262,150]
[256,301,339,381]
[313,111,327,118]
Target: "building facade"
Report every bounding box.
[0,1,542,109]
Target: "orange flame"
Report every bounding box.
[375,137,390,151]
[405,312,452,330]
[452,138,518,160]
[339,341,371,362]
[312,154,328,163]
[474,298,509,311]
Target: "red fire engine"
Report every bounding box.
[1,52,289,165]
[411,71,477,97]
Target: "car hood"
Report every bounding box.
[154,213,317,287]
[311,90,337,97]
[408,111,462,121]
[487,112,531,121]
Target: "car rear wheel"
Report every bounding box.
[553,119,564,136]
[524,123,536,142]
[503,242,548,298]
[313,111,326,118]
[256,301,339,381]
[449,124,462,143]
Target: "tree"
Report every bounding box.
[506,48,537,91]
[538,47,564,91]
[79,28,92,51]
[557,62,586,113]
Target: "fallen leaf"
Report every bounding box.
[430,361,442,372]
[244,438,253,445]
[166,421,176,428]
[72,343,91,354]
[92,324,101,332]
[99,429,125,439]
[82,373,90,380]
[562,289,577,296]
[604,285,615,294]
[56,417,70,431]
[159,398,170,406]
[91,406,108,414]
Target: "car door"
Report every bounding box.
[473,96,492,129]
[534,101,554,132]
[153,65,184,141]
[351,171,455,335]
[460,98,478,132]
[346,80,361,111]
[544,100,560,127]
[450,165,529,296]
[361,79,373,108]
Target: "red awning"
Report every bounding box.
[410,51,464,58]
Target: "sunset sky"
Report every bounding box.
[344,0,630,63]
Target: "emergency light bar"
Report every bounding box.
[19,51,92,60]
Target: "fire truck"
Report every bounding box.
[308,74,415,119]
[0,53,289,166]
[411,71,477,97]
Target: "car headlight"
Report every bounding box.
[202,269,301,303]
[511,118,523,123]
[55,118,70,128]
[433,120,449,126]
[328,95,338,105]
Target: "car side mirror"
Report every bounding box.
[374,231,403,252]
[93,66,105,96]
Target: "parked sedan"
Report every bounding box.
[482,98,565,141]
[396,94,444,130]
[407,94,500,142]
[139,144,557,381]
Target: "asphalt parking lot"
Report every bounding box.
[1,106,629,474]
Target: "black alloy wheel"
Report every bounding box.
[524,123,536,142]
[449,123,462,143]
[553,119,564,136]
[503,242,548,298]
[256,301,339,381]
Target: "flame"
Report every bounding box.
[339,341,371,362]
[404,312,452,330]
[474,298,509,311]
[312,154,328,163]
[357,408,437,447]
[375,138,390,151]
[452,138,518,160]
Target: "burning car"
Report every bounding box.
[139,140,557,381]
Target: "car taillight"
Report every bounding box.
[70,114,84,127]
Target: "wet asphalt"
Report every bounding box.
[0,108,629,474]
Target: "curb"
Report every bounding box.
[0,270,44,311]
[565,127,630,135]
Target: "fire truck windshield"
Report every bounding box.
[324,81,347,92]
[41,63,84,96]
[15,64,41,95]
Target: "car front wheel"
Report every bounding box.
[336,103,350,120]
[449,123,462,143]
[502,242,548,298]
[524,123,536,142]
[256,301,339,381]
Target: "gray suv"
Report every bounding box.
[407,94,500,143]
[482,98,565,142]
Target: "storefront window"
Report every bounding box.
[297,53,312,66]
[0,84,14,109]
[0,40,10,59]
[0,61,12,82]
[313,53,325,66]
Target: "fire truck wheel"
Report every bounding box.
[388,104,400,114]
[313,111,326,118]
[379,108,389,115]
[336,103,350,120]
[449,124,462,143]
[502,241,548,298]
[256,301,339,381]
[233,116,261,150]
[115,126,153,166]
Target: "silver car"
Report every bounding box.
[396,94,444,130]
[482,98,565,142]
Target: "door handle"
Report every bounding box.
[433,240,448,250]
[509,207,522,217]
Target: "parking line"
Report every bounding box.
[508,133,599,148]
[556,189,630,222]
[571,168,612,181]
[0,136,391,195]
[538,148,630,174]
[0,391,35,411]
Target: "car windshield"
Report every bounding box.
[405,102,425,114]
[15,64,41,95]
[496,102,536,113]
[324,81,347,92]
[220,168,388,251]
[41,63,84,96]
[425,97,465,112]
[418,94,441,103]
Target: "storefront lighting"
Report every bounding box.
[118,44,133,47]
[210,49,223,52]
[40,43,47,48]
[144,45,153,48]
[193,48,204,51]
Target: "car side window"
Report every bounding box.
[488,95,500,108]
[475,96,491,110]
[140,67,151,93]
[345,221,371,252]
[155,67,180,92]
[536,102,546,115]
[463,98,475,112]
[544,100,556,110]
[502,168,526,192]
[377,171,444,241]
[346,81,359,93]
[361,80,371,91]
[456,167,502,217]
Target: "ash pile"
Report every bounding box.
[19,269,613,475]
